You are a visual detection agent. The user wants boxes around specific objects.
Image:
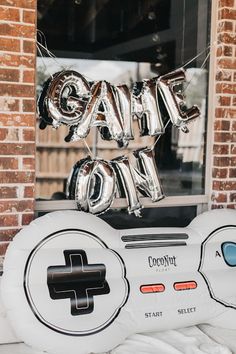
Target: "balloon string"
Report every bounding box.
[36,30,94,82]
[152,119,171,149]
[37,41,66,70]
[83,139,93,157]
[152,41,212,151]
[181,0,186,65]
[36,43,54,79]
[183,48,211,93]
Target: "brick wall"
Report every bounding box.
[211,0,236,208]
[0,0,36,266]
[0,0,235,262]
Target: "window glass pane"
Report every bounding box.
[36,0,211,207]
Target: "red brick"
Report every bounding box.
[0,0,36,9]
[230,157,236,165]
[0,6,19,21]
[218,0,235,7]
[0,229,19,241]
[217,21,234,32]
[234,72,236,81]
[230,193,236,202]
[231,145,236,154]
[5,127,19,140]
[216,70,232,81]
[0,200,34,213]
[218,58,236,69]
[213,156,230,166]
[0,53,34,68]
[212,167,228,178]
[23,128,35,141]
[213,181,236,190]
[215,108,236,118]
[0,97,19,112]
[23,70,35,83]
[227,204,236,209]
[0,127,19,141]
[216,83,236,94]
[22,213,34,225]
[0,214,18,227]
[0,114,35,127]
[0,68,19,82]
[211,192,227,203]
[23,157,35,170]
[0,128,7,140]
[0,23,35,38]
[22,99,35,112]
[0,171,34,183]
[229,168,236,177]
[23,10,35,24]
[214,120,230,130]
[0,143,34,155]
[23,40,35,54]
[222,46,233,56]
[217,32,236,46]
[24,185,34,198]
[0,83,34,97]
[218,8,236,20]
[213,144,229,154]
[0,242,9,256]
[217,96,231,106]
[0,186,17,199]
[232,121,236,130]
[214,132,231,142]
[232,133,236,142]
[211,204,225,209]
[0,157,18,169]
[0,37,20,52]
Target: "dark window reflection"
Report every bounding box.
[100,206,196,228]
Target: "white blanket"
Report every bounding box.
[107,326,233,354]
[0,326,235,354]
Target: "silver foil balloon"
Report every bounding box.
[45,70,91,127]
[132,147,164,201]
[112,156,142,217]
[116,84,134,145]
[37,76,54,128]
[158,68,200,132]
[132,79,165,137]
[74,157,116,215]
[66,157,91,199]
[73,81,125,147]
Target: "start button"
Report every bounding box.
[140,284,165,294]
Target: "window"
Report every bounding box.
[36,0,211,226]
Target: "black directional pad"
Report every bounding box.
[47,249,110,316]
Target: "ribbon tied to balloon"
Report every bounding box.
[38,68,201,216]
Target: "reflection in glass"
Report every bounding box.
[36,59,207,199]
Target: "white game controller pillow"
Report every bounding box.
[2,209,236,354]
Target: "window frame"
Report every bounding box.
[35,0,215,218]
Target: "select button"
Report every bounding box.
[174,281,197,291]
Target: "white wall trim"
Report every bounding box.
[205,0,218,208]
[35,195,208,212]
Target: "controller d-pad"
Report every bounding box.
[47,250,110,316]
[24,229,129,336]
[222,242,236,267]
